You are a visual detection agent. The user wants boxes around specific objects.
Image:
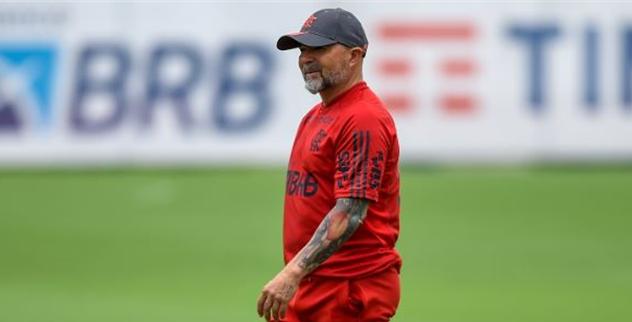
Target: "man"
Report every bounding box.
[257,8,402,322]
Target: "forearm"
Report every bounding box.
[283,198,369,279]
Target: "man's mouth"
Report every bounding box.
[304,71,321,79]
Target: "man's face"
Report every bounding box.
[298,44,351,94]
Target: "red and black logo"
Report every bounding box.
[301,15,317,31]
[310,129,327,152]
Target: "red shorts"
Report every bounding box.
[277,265,400,322]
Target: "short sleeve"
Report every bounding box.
[334,113,390,202]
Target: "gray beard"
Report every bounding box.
[304,77,324,94]
[303,67,348,95]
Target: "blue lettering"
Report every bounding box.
[622,27,632,109]
[584,25,599,110]
[70,44,130,133]
[508,24,560,113]
[213,43,273,132]
[142,43,202,131]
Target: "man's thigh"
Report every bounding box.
[353,266,400,321]
[277,267,400,322]
[278,276,354,322]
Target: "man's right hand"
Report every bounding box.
[257,268,302,321]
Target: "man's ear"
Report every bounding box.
[349,47,364,67]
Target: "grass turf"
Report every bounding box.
[1,168,631,321]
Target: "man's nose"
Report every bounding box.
[299,51,314,66]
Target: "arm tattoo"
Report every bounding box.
[295,198,369,273]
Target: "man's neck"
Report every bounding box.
[319,73,363,106]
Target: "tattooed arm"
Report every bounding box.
[257,198,369,321]
[291,198,369,274]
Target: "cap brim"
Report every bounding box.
[276,32,337,50]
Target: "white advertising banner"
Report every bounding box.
[1,2,632,165]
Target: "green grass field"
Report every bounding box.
[1,167,631,322]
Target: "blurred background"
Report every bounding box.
[1,1,631,321]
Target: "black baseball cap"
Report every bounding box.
[276,8,368,53]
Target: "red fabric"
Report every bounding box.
[283,81,402,279]
[275,266,401,322]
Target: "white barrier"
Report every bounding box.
[1,2,631,165]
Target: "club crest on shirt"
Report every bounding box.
[310,129,327,152]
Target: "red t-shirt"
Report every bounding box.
[283,81,402,279]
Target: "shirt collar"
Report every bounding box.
[321,81,367,108]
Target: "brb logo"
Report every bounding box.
[0,41,273,135]
[0,45,57,132]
